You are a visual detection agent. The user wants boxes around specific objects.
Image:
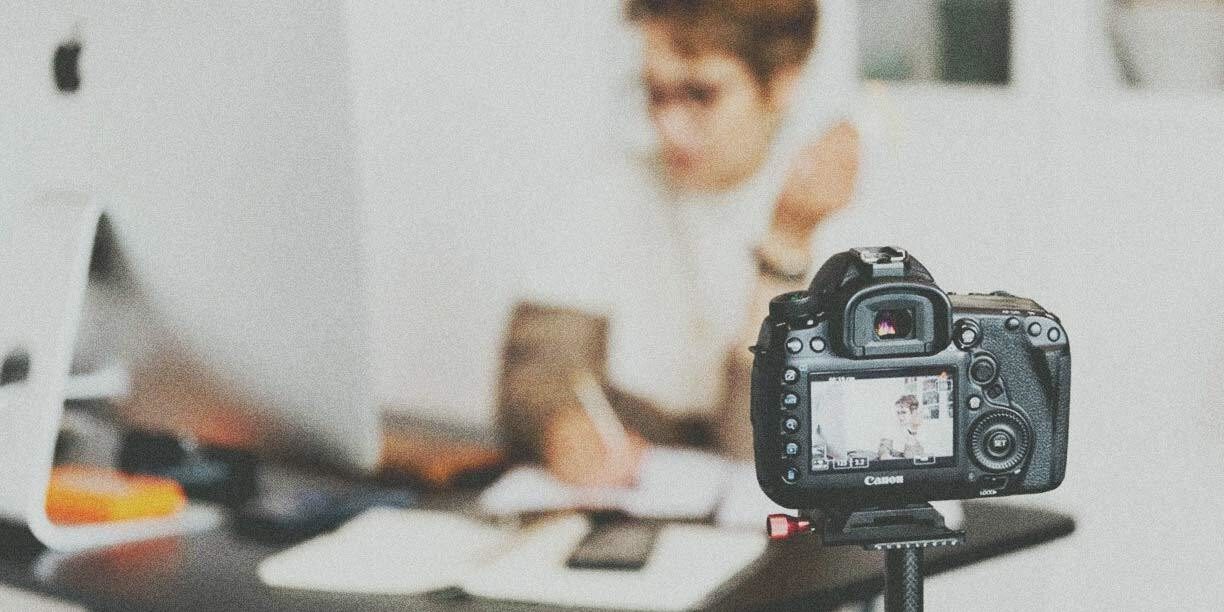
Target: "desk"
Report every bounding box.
[0,494,1073,612]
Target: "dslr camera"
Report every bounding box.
[750,247,1069,509]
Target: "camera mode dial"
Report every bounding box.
[969,411,1031,473]
[769,291,815,325]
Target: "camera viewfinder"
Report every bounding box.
[873,308,915,340]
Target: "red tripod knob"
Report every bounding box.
[767,514,812,540]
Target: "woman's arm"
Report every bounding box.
[500,302,716,482]
[717,120,862,460]
[497,302,647,486]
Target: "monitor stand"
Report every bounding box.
[0,192,222,551]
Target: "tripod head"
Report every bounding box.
[766,503,965,612]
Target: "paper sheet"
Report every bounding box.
[478,447,729,520]
[260,508,767,610]
[260,462,961,608]
[462,514,768,612]
[716,462,789,530]
[257,508,510,594]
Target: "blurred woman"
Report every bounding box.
[498,0,859,485]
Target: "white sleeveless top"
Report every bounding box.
[524,99,849,416]
[591,148,789,415]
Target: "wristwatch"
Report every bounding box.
[753,237,811,283]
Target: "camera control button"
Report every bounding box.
[1047,327,1061,342]
[1027,321,1042,337]
[1005,317,1021,331]
[986,431,1014,458]
[782,368,800,385]
[786,338,804,354]
[981,475,1008,491]
[967,395,983,410]
[986,383,1004,399]
[784,441,801,457]
[970,356,998,384]
[782,466,800,484]
[782,393,800,409]
[953,319,981,349]
[958,328,978,347]
[810,337,827,352]
[783,417,801,433]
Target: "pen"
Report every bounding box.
[570,372,631,458]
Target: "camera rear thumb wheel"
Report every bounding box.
[969,411,1031,473]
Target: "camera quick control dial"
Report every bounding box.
[969,411,1031,473]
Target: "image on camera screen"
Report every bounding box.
[809,369,956,472]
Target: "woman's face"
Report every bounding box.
[896,405,921,430]
[639,21,793,192]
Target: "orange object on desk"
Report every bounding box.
[45,464,187,525]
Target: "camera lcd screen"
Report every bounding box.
[809,369,956,472]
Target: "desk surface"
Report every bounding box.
[0,496,1073,612]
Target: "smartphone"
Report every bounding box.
[565,515,658,571]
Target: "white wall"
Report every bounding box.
[346,1,624,425]
[845,83,1224,612]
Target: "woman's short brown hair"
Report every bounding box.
[896,395,920,413]
[626,0,819,89]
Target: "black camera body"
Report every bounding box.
[751,247,1070,509]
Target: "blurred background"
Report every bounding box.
[3,0,1224,609]
[364,2,1224,608]
[351,3,1224,604]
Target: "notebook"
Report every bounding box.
[477,446,729,520]
[257,508,510,594]
[462,514,768,611]
[258,508,768,611]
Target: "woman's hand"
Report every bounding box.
[770,120,861,247]
[542,410,648,487]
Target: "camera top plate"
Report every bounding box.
[851,246,908,277]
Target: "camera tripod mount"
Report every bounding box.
[767,503,965,612]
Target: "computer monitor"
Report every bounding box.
[2,3,379,471]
